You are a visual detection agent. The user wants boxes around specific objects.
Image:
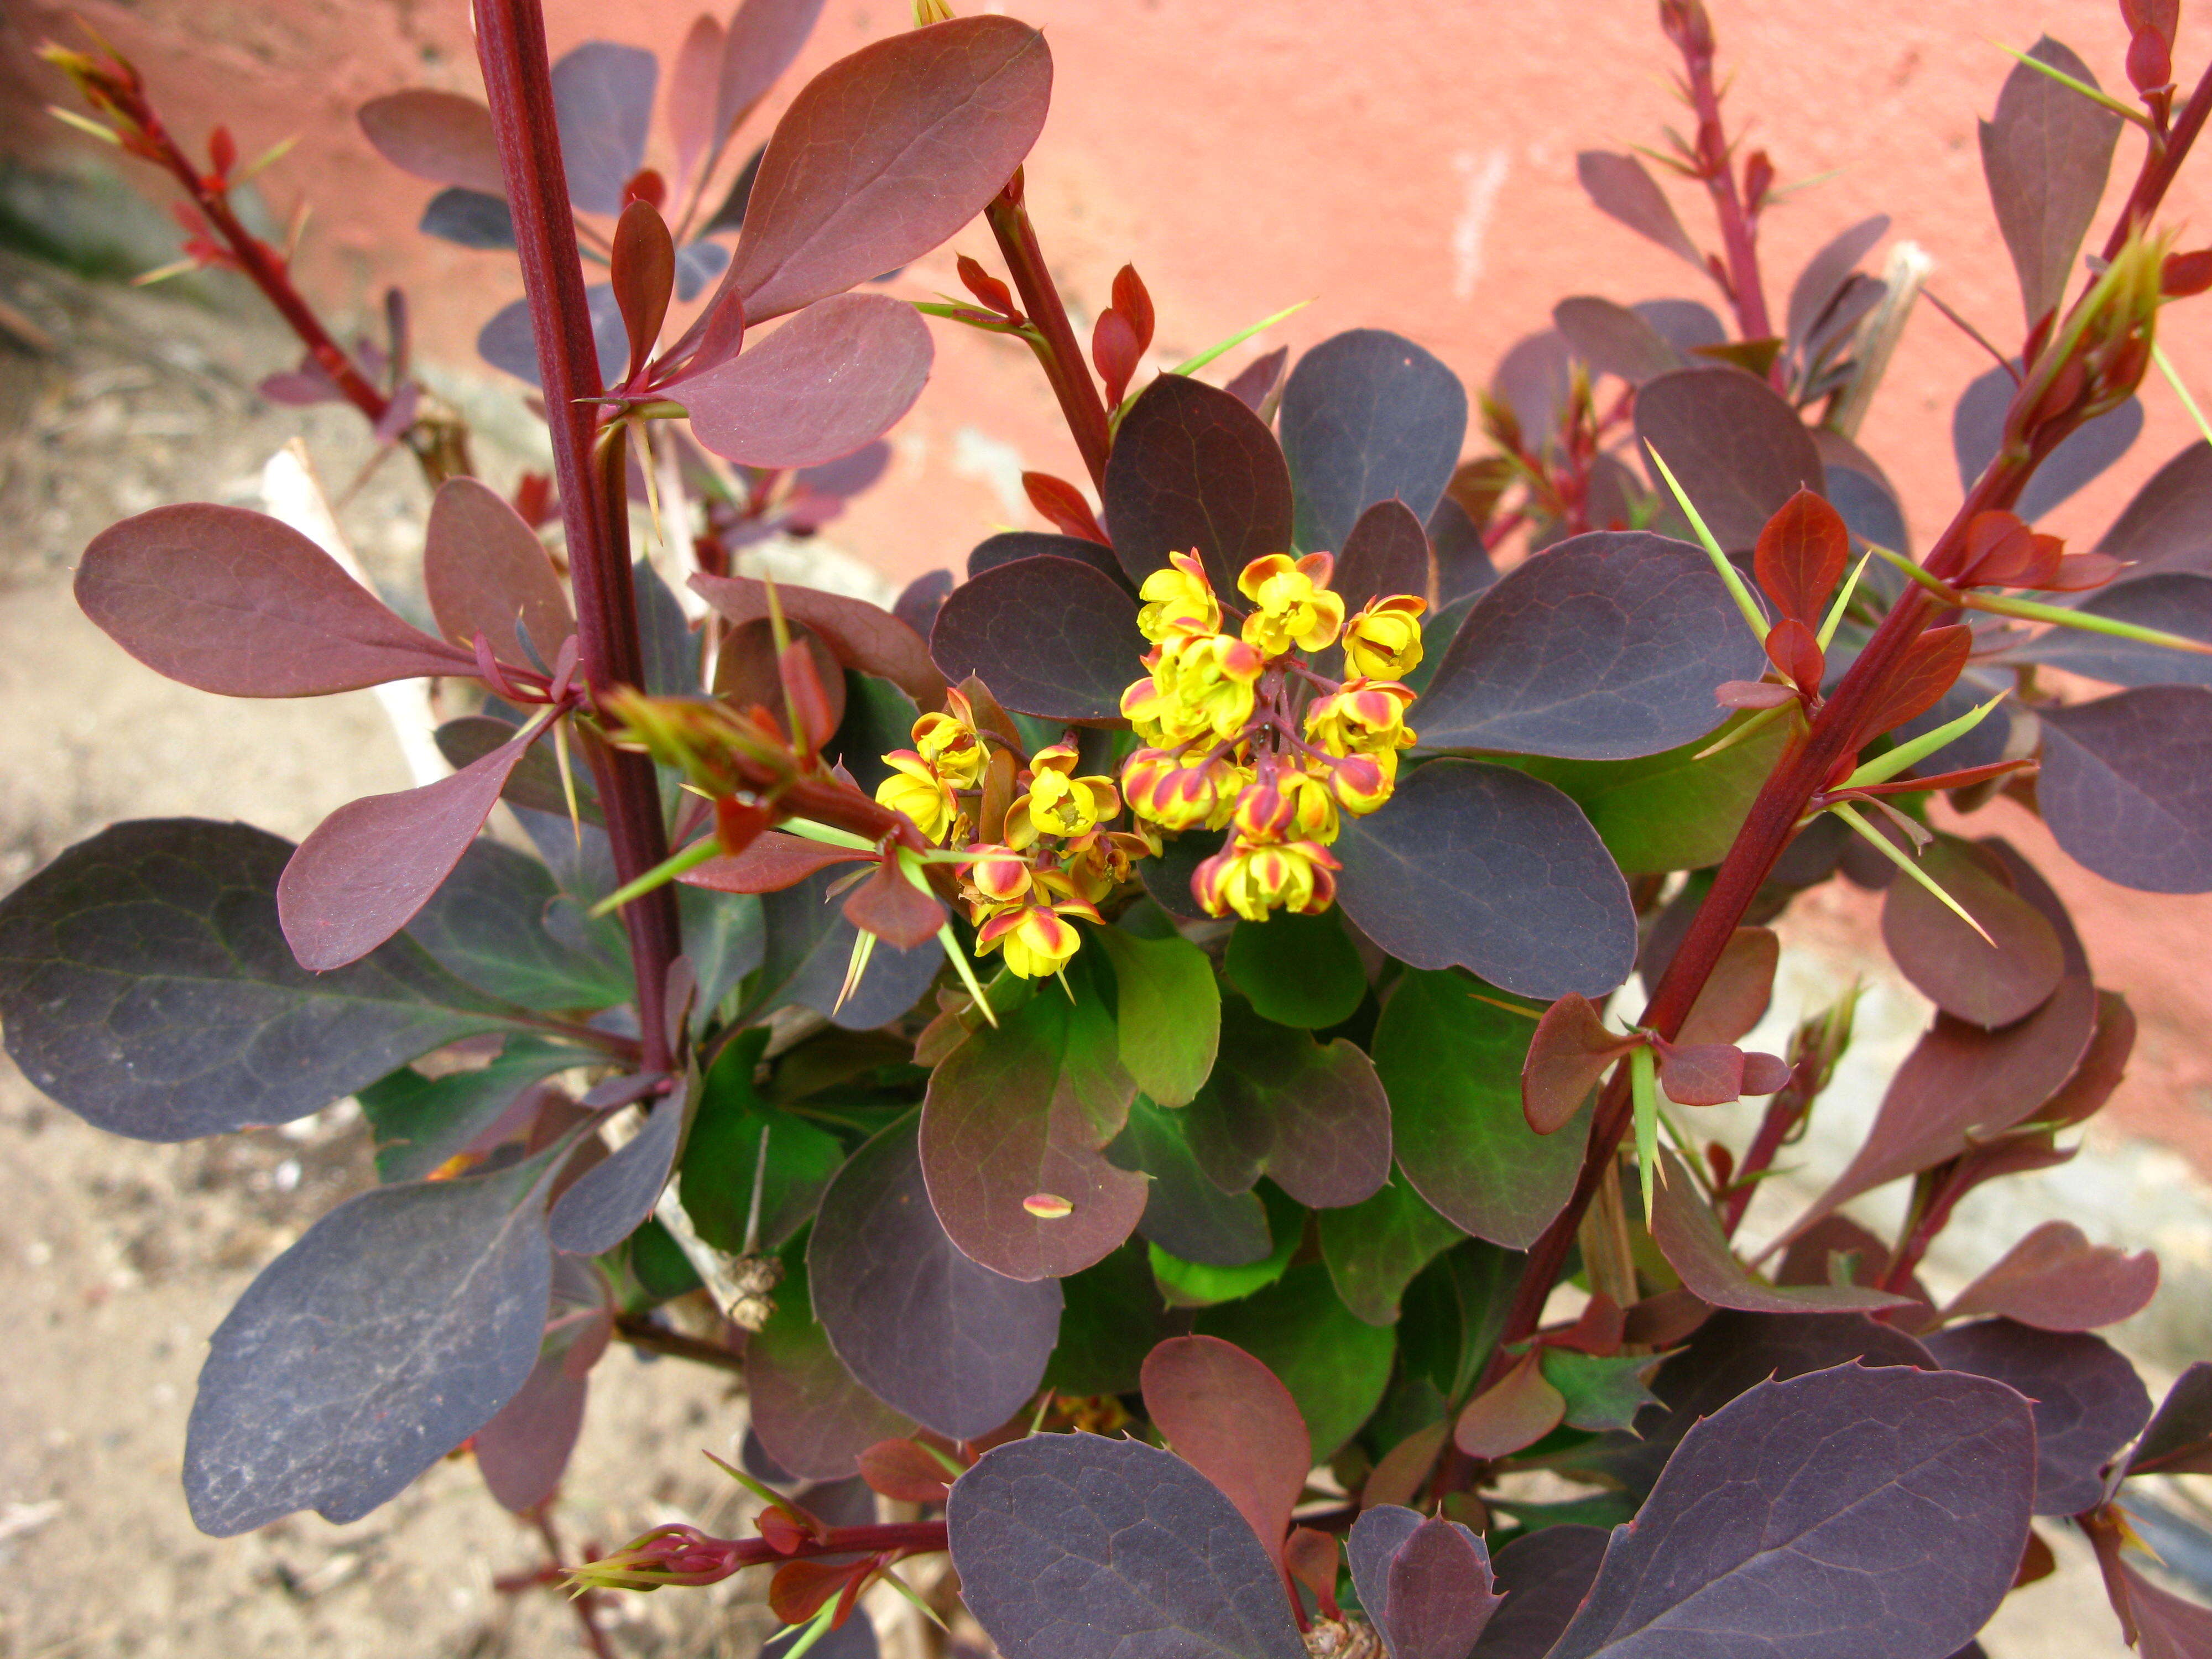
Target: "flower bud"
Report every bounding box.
[1193,836,1341,922]
[1342,593,1427,679]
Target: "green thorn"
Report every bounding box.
[2153,341,2212,451]
[1840,693,2008,790]
[1630,1042,1661,1223]
[773,1603,842,1659]
[832,928,879,1016]
[1980,588,2212,655]
[1991,41,2154,129]
[589,834,724,916]
[1644,441,1772,646]
[701,1449,789,1512]
[1692,700,1792,761]
[1817,549,1874,649]
[937,921,998,1028]
[783,816,880,851]
[875,1563,950,1631]
[1165,298,1313,380]
[1830,801,1996,946]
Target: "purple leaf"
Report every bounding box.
[2099,441,2212,578]
[1415,530,1764,760]
[424,477,573,658]
[1223,343,1289,413]
[1677,926,1780,1046]
[947,1433,1305,1659]
[0,820,517,1143]
[184,1156,553,1533]
[1192,1264,1393,1459]
[724,17,1051,323]
[1471,1525,1609,1659]
[919,984,1145,1281]
[76,503,474,695]
[1945,1220,2159,1332]
[1335,499,1434,613]
[419,185,515,248]
[1880,835,2065,1027]
[675,237,731,303]
[406,838,629,1009]
[258,357,343,405]
[930,555,1145,722]
[1378,969,1590,1250]
[278,728,540,971]
[681,294,932,465]
[1651,1150,1916,1314]
[549,1079,686,1255]
[1454,1351,1567,1458]
[1552,297,1683,385]
[1184,999,1391,1210]
[892,568,952,638]
[1317,1174,1464,1327]
[1350,1508,1503,1659]
[665,13,726,192]
[1786,215,1891,349]
[2121,1565,2212,1659]
[753,874,942,1031]
[2009,573,2212,688]
[1633,366,1826,552]
[1333,760,1636,999]
[439,714,604,827]
[2131,1363,2212,1475]
[1101,371,1296,595]
[1277,330,1468,557]
[1924,1318,2151,1514]
[474,1342,589,1514]
[809,1117,1061,1439]
[1575,151,1703,268]
[1550,1364,2034,1659]
[1952,361,2143,520]
[361,1036,585,1184]
[1635,299,1728,354]
[695,573,945,707]
[1142,1334,1310,1577]
[2040,686,2212,891]
[551,41,658,216]
[357,89,506,196]
[718,0,829,137]
[1490,330,1573,445]
[611,199,677,382]
[1980,37,2125,327]
[478,283,629,388]
[968,530,1131,589]
[1524,992,1638,1131]
[1430,494,1500,609]
[745,1254,914,1480]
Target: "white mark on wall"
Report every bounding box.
[952,425,1029,521]
[1451,147,1511,301]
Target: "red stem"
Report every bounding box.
[987,171,1114,492]
[2103,56,2212,261]
[475,0,681,1071]
[535,1510,618,1659]
[1672,12,1772,343]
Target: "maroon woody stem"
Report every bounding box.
[475,0,680,1071]
[2104,57,2212,260]
[1669,6,1771,343]
[987,170,1114,491]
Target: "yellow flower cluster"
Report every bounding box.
[874,694,1155,979]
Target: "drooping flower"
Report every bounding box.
[1136,551,1222,644]
[1342,593,1427,679]
[1007,741,1121,846]
[1305,676,1417,758]
[1192,836,1341,922]
[959,842,1032,904]
[912,689,988,789]
[975,891,1103,978]
[1230,769,1339,843]
[1123,747,1243,832]
[1238,551,1345,656]
[1061,826,1159,904]
[875,750,958,843]
[1320,749,1397,815]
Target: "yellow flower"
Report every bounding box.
[875,750,957,843]
[1136,551,1222,644]
[912,690,987,789]
[1061,827,1157,904]
[1343,593,1427,680]
[1006,742,1121,847]
[1230,770,1339,843]
[1193,836,1340,922]
[1238,552,1345,656]
[1122,747,1241,832]
[1305,677,1417,757]
[1167,634,1267,741]
[975,893,1102,978]
[1320,749,1397,815]
[958,843,1032,904]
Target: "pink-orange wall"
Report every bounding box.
[8,0,2212,583]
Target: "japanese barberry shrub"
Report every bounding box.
[12,2,2212,1657]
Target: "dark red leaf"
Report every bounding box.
[1850,624,1971,749]
[1364,1513,1505,1659]
[1102,371,1295,595]
[1764,617,1824,693]
[1776,1214,1895,1293]
[957,253,1020,319]
[780,635,839,754]
[1574,151,1703,268]
[1142,1334,1310,1575]
[1475,1526,1609,1659]
[1634,367,1825,553]
[1676,926,1778,1046]
[682,294,933,467]
[1223,344,1289,413]
[1655,1041,1746,1105]
[2042,987,2135,1126]
[1522,993,1634,1133]
[1880,836,2065,1027]
[842,858,945,950]
[2122,1564,2212,1659]
[474,1343,588,1514]
[684,830,868,893]
[665,14,727,192]
[278,726,539,971]
[357,90,506,196]
[1715,680,1797,709]
[928,555,1144,722]
[893,568,953,638]
[2163,249,2212,298]
[1980,38,2125,327]
[667,288,747,384]
[1285,1527,1342,1620]
[857,1438,952,1504]
[1453,1351,1567,1458]
[2039,686,2212,892]
[1022,471,1109,544]
[746,1256,914,1480]
[1739,1051,1793,1094]
[77,504,474,695]
[692,572,946,708]
[1651,1151,1915,1314]
[2131,1363,2212,1476]
[1112,265,1155,356]
[718,0,829,137]
[1185,1000,1391,1209]
[1945,1220,2158,1331]
[1753,489,1849,623]
[1923,1319,2151,1514]
[715,618,846,732]
[772,1558,859,1624]
[1335,498,1433,613]
[724,17,1051,322]
[423,477,573,660]
[611,199,676,384]
[1091,307,1141,409]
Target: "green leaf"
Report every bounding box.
[624,1217,704,1301]
[1196,1262,1395,1458]
[407,839,635,1009]
[359,1035,586,1182]
[1224,906,1367,1029]
[1183,997,1393,1208]
[1152,1184,1305,1307]
[1044,1241,1177,1397]
[1110,1094,1272,1266]
[1319,1173,1467,1326]
[680,1029,846,1252]
[1400,1240,1520,1404]
[1095,924,1221,1107]
[1538,1346,1666,1432]
[1496,711,1791,874]
[1377,970,1590,1248]
[677,883,765,1030]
